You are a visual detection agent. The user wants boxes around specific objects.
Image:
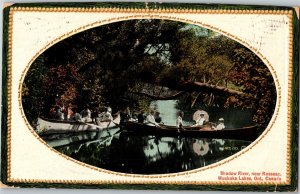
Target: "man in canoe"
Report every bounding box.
[120,106,131,125]
[55,106,65,120]
[145,110,159,126]
[176,111,184,129]
[154,111,163,124]
[69,107,82,122]
[214,118,225,130]
[175,111,186,133]
[80,107,92,122]
[137,109,146,123]
[96,107,113,124]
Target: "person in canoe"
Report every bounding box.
[80,106,92,122]
[72,112,82,122]
[66,104,74,120]
[137,109,146,123]
[70,107,82,122]
[214,118,225,130]
[120,106,131,126]
[176,111,184,130]
[96,107,113,125]
[154,111,163,124]
[192,113,206,127]
[55,106,65,120]
[145,110,159,126]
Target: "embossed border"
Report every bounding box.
[2,3,298,191]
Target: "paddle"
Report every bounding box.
[176,121,188,133]
[102,113,121,127]
[80,115,120,128]
[105,120,112,137]
[177,127,188,133]
[92,114,121,137]
[110,120,120,127]
[158,123,186,133]
[145,120,160,127]
[80,121,103,130]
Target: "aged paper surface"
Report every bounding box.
[7,8,291,184]
[0,181,14,188]
[295,7,299,18]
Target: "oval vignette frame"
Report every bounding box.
[19,15,280,177]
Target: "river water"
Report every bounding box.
[55,100,254,174]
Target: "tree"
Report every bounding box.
[22,19,276,128]
[227,48,276,125]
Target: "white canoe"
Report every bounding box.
[36,115,120,134]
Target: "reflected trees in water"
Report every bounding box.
[56,133,251,174]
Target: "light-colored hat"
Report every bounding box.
[107,107,112,112]
[193,110,209,122]
[219,118,224,121]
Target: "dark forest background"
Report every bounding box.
[22,19,276,128]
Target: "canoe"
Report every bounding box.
[123,121,258,141]
[36,114,120,135]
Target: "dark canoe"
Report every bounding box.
[123,121,258,141]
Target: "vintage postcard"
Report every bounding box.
[1,2,299,191]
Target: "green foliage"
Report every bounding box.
[22,19,276,128]
[22,56,49,122]
[227,48,276,125]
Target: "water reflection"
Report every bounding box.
[52,99,254,174]
[55,131,251,174]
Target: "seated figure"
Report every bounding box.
[215,118,225,130]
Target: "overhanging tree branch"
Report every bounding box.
[129,91,186,100]
[170,81,245,96]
